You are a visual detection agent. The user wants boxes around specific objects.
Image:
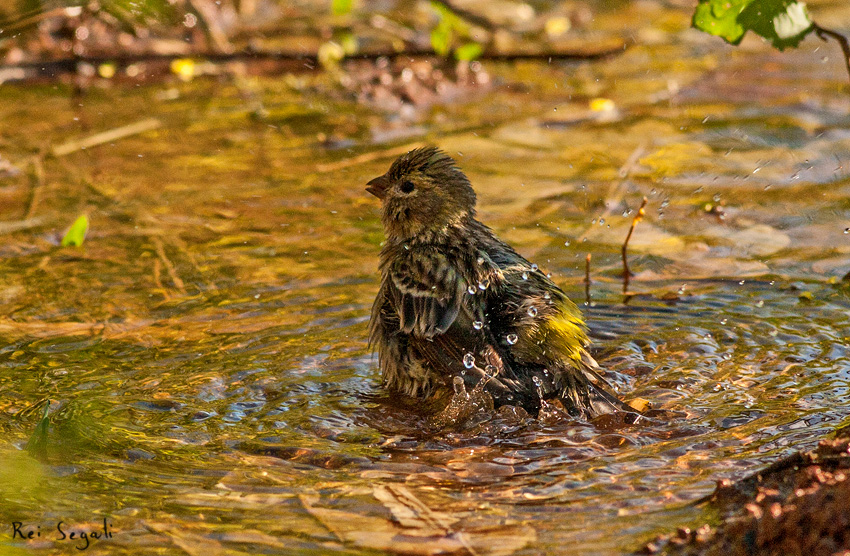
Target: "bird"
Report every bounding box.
[366,146,632,419]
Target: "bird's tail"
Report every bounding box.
[557,351,638,418]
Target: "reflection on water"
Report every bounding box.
[1,3,850,554]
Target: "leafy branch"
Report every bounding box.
[692,0,850,83]
[429,1,484,61]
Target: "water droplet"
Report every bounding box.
[473,320,483,330]
[506,333,518,345]
[484,364,498,378]
[403,244,409,250]
[478,279,489,290]
[477,256,485,265]
[453,376,468,397]
[546,273,552,278]
[756,300,764,307]
[531,263,538,272]
[467,285,476,295]
[720,318,727,325]
[599,218,605,225]
[527,306,538,317]
[564,240,570,246]
[845,228,850,234]
[532,376,543,387]
[543,292,551,300]
[521,271,529,280]
[463,353,475,368]
[739,280,746,285]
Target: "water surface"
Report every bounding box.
[1,3,850,554]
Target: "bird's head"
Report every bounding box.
[366,147,476,241]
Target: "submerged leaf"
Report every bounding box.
[25,401,50,458]
[61,215,89,247]
[300,493,535,555]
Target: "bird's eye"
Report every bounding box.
[400,180,415,194]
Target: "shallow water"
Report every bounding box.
[1,2,850,554]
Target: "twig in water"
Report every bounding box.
[25,153,45,219]
[0,217,45,235]
[813,24,850,84]
[584,253,592,305]
[51,118,161,157]
[152,237,187,294]
[152,258,169,300]
[315,142,426,173]
[576,141,646,244]
[622,197,648,295]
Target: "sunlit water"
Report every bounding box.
[1,3,850,554]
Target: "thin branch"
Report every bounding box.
[813,23,850,84]
[431,0,497,31]
[51,118,161,157]
[152,237,187,294]
[315,141,426,173]
[622,197,648,296]
[25,153,45,219]
[0,40,628,84]
[576,141,646,244]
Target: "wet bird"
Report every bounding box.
[366,147,630,418]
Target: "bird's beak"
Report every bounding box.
[366,175,390,199]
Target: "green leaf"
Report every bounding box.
[692,0,747,44]
[331,0,352,16]
[61,215,89,247]
[454,42,483,61]
[338,30,358,55]
[25,401,50,459]
[740,0,812,50]
[692,0,813,50]
[431,22,452,57]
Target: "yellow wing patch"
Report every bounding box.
[519,298,589,364]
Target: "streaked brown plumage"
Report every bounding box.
[367,147,631,418]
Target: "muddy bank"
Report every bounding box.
[641,425,850,556]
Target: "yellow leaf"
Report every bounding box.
[97,63,116,79]
[545,16,571,37]
[170,59,195,82]
[627,397,651,413]
[589,97,615,112]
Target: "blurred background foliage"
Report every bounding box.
[0,0,844,70]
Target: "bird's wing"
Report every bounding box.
[494,268,634,417]
[386,251,465,338]
[384,250,527,399]
[407,303,528,402]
